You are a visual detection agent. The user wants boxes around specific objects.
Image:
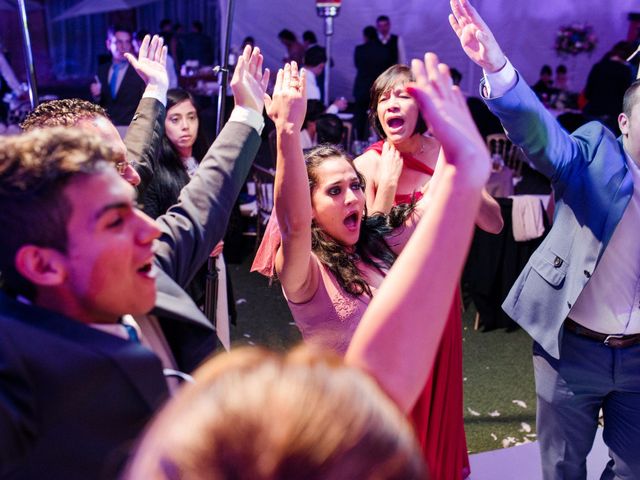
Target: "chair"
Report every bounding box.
[244,164,275,251]
[486,133,513,165]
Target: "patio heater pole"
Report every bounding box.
[17,0,38,109]
[207,0,236,332]
[215,0,235,136]
[316,0,341,107]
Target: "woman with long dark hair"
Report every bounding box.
[141,88,229,345]
[252,59,488,479]
[141,88,208,219]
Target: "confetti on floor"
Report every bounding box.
[236,298,247,305]
[490,433,498,441]
[243,333,251,338]
[467,407,481,416]
[488,410,501,417]
[519,422,532,433]
[512,399,528,409]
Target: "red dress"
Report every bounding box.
[367,140,470,479]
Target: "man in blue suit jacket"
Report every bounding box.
[451,1,640,478]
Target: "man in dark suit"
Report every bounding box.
[353,25,392,140]
[91,25,147,126]
[0,46,268,479]
[376,15,406,68]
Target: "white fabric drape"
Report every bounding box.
[224,0,637,101]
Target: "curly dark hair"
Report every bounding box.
[0,127,117,299]
[305,144,414,297]
[368,65,427,140]
[21,98,109,131]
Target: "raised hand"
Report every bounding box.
[449,0,506,73]
[230,45,270,114]
[264,62,307,132]
[379,141,403,187]
[124,35,169,91]
[406,53,489,185]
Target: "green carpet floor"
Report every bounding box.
[227,250,537,453]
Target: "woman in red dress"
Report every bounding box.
[351,65,503,479]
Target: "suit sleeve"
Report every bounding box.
[0,331,37,474]
[125,98,166,197]
[153,121,260,288]
[483,73,587,187]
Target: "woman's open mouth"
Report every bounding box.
[343,212,360,231]
[386,117,405,132]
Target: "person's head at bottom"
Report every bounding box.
[124,345,426,480]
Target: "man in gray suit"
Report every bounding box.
[0,46,269,479]
[451,1,640,478]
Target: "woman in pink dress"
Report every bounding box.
[253,56,493,479]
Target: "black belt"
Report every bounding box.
[564,318,640,348]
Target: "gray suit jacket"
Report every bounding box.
[486,74,633,358]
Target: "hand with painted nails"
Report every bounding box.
[265,61,307,132]
[230,45,271,114]
[406,53,490,184]
[125,34,169,92]
[449,0,507,73]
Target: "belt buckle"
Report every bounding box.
[603,334,625,347]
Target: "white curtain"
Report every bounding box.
[222,0,637,101]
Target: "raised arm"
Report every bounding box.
[346,53,490,413]
[450,0,585,184]
[265,63,318,303]
[154,46,268,287]
[122,34,170,194]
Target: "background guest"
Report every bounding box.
[353,25,392,140]
[91,25,146,126]
[376,15,407,67]
[278,29,305,65]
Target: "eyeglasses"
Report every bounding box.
[115,159,135,175]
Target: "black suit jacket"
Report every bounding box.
[0,120,261,479]
[353,41,392,101]
[97,62,146,126]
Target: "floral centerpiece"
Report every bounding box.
[555,24,597,56]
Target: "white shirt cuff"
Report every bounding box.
[229,105,265,135]
[483,58,517,98]
[142,85,167,107]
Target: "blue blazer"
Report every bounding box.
[485,75,633,358]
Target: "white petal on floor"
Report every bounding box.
[467,407,481,416]
[515,437,533,446]
[512,399,528,408]
[525,433,537,438]
[248,341,255,346]
[490,433,498,441]
[501,436,517,448]
[288,322,296,326]
[519,422,532,433]
[243,333,251,338]
[488,410,501,417]
[236,298,247,305]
